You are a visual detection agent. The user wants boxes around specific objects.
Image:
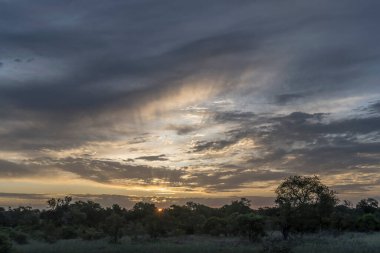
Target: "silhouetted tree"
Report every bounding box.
[237,213,266,241]
[104,212,125,243]
[356,213,380,232]
[356,198,378,214]
[203,217,227,236]
[275,175,338,239]
[221,198,252,216]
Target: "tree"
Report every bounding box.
[236,213,266,241]
[104,213,125,243]
[331,201,356,231]
[275,175,338,239]
[203,217,227,236]
[0,233,12,253]
[221,198,252,216]
[356,198,378,214]
[356,213,380,232]
[47,196,72,211]
[130,202,156,220]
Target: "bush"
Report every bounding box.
[0,233,12,253]
[61,226,78,239]
[237,213,266,241]
[41,222,59,243]
[9,230,28,244]
[203,217,227,236]
[79,228,105,240]
[261,237,293,253]
[356,213,380,232]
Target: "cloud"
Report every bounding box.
[0,0,380,200]
[367,101,380,114]
[0,192,275,209]
[0,157,184,187]
[166,125,199,135]
[135,154,168,161]
[182,108,377,190]
[0,159,47,178]
[275,93,307,105]
[0,0,378,155]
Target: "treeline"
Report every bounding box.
[0,176,379,247]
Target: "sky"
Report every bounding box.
[0,0,380,208]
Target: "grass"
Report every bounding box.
[12,233,380,253]
[292,232,380,253]
[13,236,261,253]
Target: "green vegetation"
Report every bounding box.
[10,233,380,253]
[0,176,379,253]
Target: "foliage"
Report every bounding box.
[275,175,338,239]
[356,198,379,214]
[237,213,266,241]
[0,232,12,253]
[203,217,227,236]
[356,213,380,232]
[9,230,28,244]
[104,213,125,243]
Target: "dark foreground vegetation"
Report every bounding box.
[1,176,379,253]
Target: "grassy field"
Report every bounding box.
[292,233,380,253]
[12,233,380,253]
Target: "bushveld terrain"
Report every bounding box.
[1,176,379,253]
[9,233,380,253]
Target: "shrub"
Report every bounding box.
[9,230,28,244]
[79,228,105,240]
[237,213,266,241]
[0,233,12,253]
[261,237,293,253]
[203,217,227,236]
[356,213,380,232]
[61,226,78,239]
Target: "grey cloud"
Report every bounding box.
[0,159,39,177]
[191,140,238,153]
[213,111,256,123]
[135,154,168,161]
[0,0,380,197]
[189,169,291,192]
[367,101,380,114]
[193,109,380,191]
[50,157,183,185]
[166,125,199,135]
[0,158,184,186]
[0,0,378,155]
[275,93,307,105]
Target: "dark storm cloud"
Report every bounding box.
[0,0,379,154]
